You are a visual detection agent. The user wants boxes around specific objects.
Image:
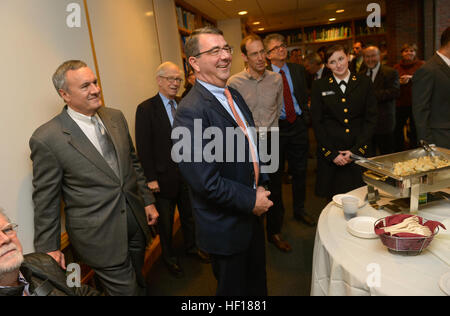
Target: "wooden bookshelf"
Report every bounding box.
[174,0,216,75]
[259,17,386,52]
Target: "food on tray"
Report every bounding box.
[392,156,450,176]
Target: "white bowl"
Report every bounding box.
[347,216,378,239]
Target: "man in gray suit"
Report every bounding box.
[412,27,450,149]
[29,60,159,296]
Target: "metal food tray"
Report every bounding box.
[355,146,450,212]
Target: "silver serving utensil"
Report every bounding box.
[419,140,437,157]
[351,154,392,171]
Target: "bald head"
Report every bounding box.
[363,46,380,69]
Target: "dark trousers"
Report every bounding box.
[210,218,267,296]
[267,116,309,236]
[93,206,147,296]
[155,182,196,265]
[394,106,417,151]
[373,132,395,156]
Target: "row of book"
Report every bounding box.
[175,6,197,31]
[304,25,352,42]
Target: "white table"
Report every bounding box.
[311,186,450,296]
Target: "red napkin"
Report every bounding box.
[375,214,446,237]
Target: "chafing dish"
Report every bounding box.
[355,146,450,212]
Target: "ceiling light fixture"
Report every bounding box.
[336,9,345,13]
[329,17,336,21]
[257,27,265,31]
[253,21,261,25]
[238,11,248,16]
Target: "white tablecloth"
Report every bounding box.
[311,186,450,296]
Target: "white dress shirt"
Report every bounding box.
[333,70,351,94]
[366,62,381,82]
[67,106,106,157]
[436,50,450,67]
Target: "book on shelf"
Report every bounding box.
[286,32,303,45]
[304,25,351,42]
[176,6,196,31]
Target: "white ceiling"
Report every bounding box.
[182,0,386,33]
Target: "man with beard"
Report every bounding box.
[0,208,99,296]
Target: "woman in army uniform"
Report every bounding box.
[310,45,378,199]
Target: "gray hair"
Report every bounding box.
[0,207,10,223]
[156,61,181,77]
[52,60,87,96]
[184,26,224,60]
[263,33,286,50]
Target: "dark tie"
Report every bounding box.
[91,116,119,177]
[224,88,259,186]
[368,69,373,82]
[169,100,176,121]
[279,69,297,124]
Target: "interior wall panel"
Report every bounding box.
[86,0,162,142]
[0,0,95,253]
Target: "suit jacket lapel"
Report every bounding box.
[229,88,255,127]
[195,83,238,127]
[155,94,174,131]
[434,54,450,80]
[327,75,345,97]
[59,107,120,183]
[345,73,361,95]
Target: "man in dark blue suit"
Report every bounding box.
[172,26,273,296]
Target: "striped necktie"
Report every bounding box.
[169,100,176,121]
[224,88,259,186]
[91,116,119,177]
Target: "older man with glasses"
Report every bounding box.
[0,208,99,296]
[263,33,316,242]
[135,62,209,279]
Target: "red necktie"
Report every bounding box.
[224,88,259,186]
[279,69,297,123]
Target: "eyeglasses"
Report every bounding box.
[194,45,233,58]
[266,43,287,55]
[247,49,266,59]
[0,223,18,237]
[160,76,183,84]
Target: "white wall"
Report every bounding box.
[0,0,95,253]
[86,0,162,142]
[153,0,184,72]
[0,0,166,254]
[218,18,245,76]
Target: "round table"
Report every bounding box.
[311,186,450,296]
